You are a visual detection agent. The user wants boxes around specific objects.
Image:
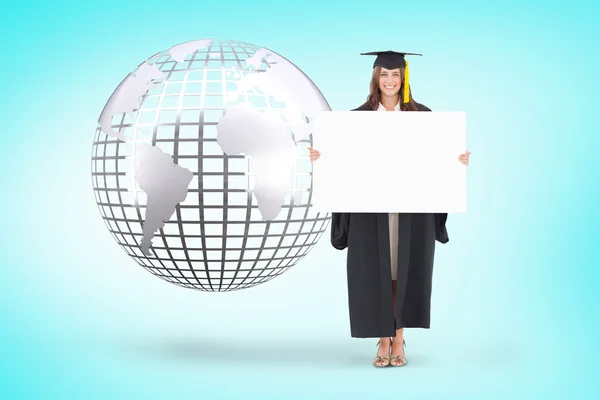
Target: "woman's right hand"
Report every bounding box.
[307,147,321,163]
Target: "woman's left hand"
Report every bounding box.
[458,151,471,166]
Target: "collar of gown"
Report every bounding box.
[377,101,401,111]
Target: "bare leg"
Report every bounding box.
[375,335,391,367]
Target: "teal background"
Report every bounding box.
[1,0,598,398]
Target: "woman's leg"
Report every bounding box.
[375,336,392,366]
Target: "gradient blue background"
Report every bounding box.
[1,0,598,398]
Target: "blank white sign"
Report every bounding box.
[310,111,467,213]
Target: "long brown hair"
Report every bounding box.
[366,66,420,111]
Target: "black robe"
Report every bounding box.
[331,101,449,338]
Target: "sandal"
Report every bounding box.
[373,337,392,367]
[389,338,407,367]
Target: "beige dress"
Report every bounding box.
[389,213,399,280]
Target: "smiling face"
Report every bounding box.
[378,67,402,97]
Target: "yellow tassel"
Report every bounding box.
[403,61,410,103]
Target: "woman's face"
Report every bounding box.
[378,67,402,97]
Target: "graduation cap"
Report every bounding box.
[360,50,422,103]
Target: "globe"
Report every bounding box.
[91,38,332,291]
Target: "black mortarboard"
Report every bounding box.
[360,50,422,103]
[360,50,421,69]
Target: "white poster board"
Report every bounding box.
[310,111,467,213]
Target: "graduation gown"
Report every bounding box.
[331,101,449,338]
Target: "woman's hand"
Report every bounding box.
[308,147,321,163]
[458,151,471,166]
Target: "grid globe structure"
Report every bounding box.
[91,39,331,292]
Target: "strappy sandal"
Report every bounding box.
[373,337,392,367]
[389,338,407,367]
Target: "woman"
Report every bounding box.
[308,50,471,368]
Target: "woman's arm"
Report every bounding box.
[331,212,351,250]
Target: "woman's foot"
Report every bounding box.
[390,336,407,367]
[373,337,391,367]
